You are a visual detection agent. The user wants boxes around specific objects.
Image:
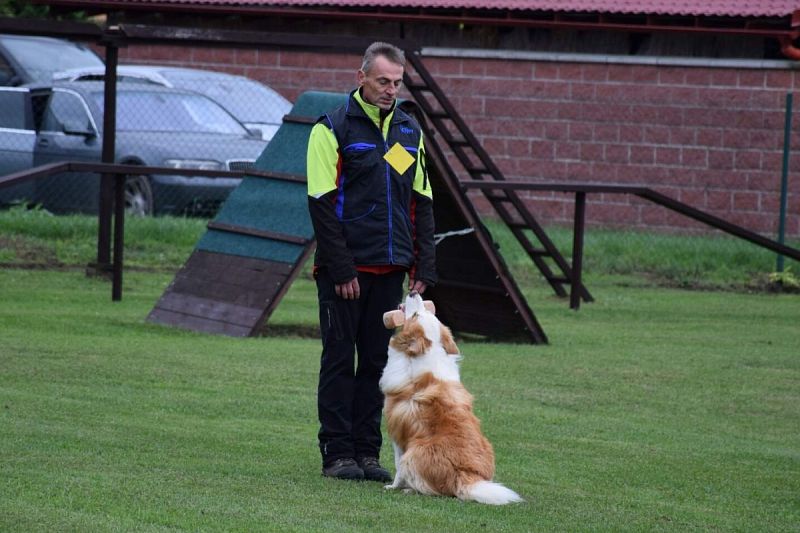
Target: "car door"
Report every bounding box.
[33,88,103,212]
[0,86,36,205]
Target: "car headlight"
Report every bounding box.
[163,159,223,170]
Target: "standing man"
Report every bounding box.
[306,42,436,481]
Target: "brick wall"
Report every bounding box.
[119,43,800,238]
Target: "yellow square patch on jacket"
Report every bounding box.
[383,142,415,175]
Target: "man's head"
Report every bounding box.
[358,42,405,111]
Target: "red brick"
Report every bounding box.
[533,62,559,80]
[644,126,670,144]
[628,105,659,124]
[252,50,278,67]
[581,64,607,82]
[670,127,696,145]
[747,171,779,191]
[696,128,724,147]
[527,140,552,159]
[765,70,793,89]
[630,146,655,165]
[733,191,760,211]
[191,46,235,65]
[607,64,632,83]
[707,190,732,211]
[710,70,738,87]
[484,60,532,79]
[556,142,580,161]
[684,69,712,86]
[734,151,762,170]
[656,147,681,166]
[544,122,569,141]
[708,150,733,170]
[579,143,604,162]
[631,65,659,84]
[658,67,685,85]
[565,161,592,180]
[593,124,618,142]
[605,144,629,164]
[507,139,532,157]
[558,63,584,81]
[682,148,708,168]
[569,123,593,141]
[570,82,595,101]
[679,188,706,208]
[721,130,751,149]
[738,71,766,88]
[619,125,644,143]
[429,58,463,76]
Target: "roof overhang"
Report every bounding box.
[24,1,800,57]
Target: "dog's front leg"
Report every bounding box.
[385,441,407,490]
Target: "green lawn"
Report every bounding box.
[0,210,799,531]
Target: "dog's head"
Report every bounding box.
[390,292,459,357]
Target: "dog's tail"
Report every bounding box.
[460,480,524,505]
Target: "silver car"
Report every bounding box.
[0,34,103,86]
[55,65,292,141]
[0,81,267,215]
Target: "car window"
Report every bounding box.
[0,53,13,85]
[41,90,94,133]
[91,90,248,135]
[165,72,291,124]
[0,89,30,130]
[0,36,103,83]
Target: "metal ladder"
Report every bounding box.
[403,52,593,303]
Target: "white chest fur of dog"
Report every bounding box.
[379,293,523,505]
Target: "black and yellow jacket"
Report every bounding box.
[306,89,436,286]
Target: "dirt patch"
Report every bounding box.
[0,235,63,269]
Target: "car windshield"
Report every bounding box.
[1,36,103,82]
[164,71,291,124]
[91,90,248,135]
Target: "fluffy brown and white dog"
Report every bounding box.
[379,293,523,505]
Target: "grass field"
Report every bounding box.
[1,209,799,531]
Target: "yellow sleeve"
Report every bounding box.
[307,122,340,199]
[412,133,433,199]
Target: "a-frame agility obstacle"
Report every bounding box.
[147,90,550,343]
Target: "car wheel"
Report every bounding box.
[124,175,154,216]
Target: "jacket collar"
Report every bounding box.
[348,88,408,130]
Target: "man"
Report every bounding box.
[306,42,436,481]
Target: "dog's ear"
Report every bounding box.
[440,325,459,355]
[395,320,432,357]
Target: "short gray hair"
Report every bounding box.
[361,42,405,74]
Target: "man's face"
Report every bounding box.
[358,54,404,110]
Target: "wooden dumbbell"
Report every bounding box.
[383,300,436,329]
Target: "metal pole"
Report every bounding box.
[570,192,586,310]
[92,38,118,278]
[777,92,792,273]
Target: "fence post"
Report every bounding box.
[777,92,792,273]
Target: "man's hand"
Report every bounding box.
[335,277,361,300]
[408,279,427,295]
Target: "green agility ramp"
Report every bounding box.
[147,91,347,336]
[148,91,547,342]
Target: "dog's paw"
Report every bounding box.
[384,484,398,491]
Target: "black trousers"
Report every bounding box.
[316,267,405,466]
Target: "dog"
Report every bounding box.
[379,292,523,505]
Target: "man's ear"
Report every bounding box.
[357,69,366,86]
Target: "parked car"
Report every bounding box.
[0,81,267,216]
[0,34,104,86]
[55,65,292,141]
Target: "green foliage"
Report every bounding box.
[0,0,88,20]
[768,267,800,290]
[0,0,49,17]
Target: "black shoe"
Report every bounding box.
[357,456,392,482]
[322,458,364,480]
